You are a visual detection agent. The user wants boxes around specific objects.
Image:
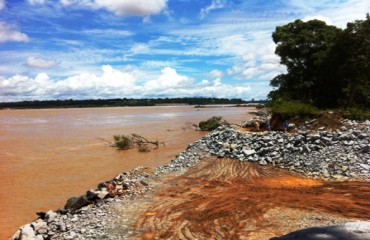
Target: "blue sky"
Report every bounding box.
[0,0,369,102]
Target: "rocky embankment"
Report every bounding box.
[197,119,370,180]
[12,119,370,240]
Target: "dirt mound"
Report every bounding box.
[134,157,370,239]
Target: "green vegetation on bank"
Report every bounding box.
[345,108,370,121]
[270,14,370,110]
[270,100,320,118]
[0,97,259,109]
[198,116,228,131]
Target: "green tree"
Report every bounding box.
[270,19,341,104]
[337,14,370,108]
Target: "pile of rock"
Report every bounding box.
[12,197,127,240]
[195,120,370,180]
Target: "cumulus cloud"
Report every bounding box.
[60,0,168,17]
[26,57,58,69]
[0,65,137,101]
[0,22,29,43]
[0,0,4,11]
[143,67,193,91]
[0,66,255,102]
[28,0,45,5]
[199,0,226,19]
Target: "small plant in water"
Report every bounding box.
[113,135,133,150]
[112,133,164,152]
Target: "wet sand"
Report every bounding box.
[0,105,252,239]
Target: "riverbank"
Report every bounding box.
[12,117,370,239]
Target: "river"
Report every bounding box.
[0,105,253,239]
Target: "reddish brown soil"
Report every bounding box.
[134,158,370,239]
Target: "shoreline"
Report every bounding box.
[11,119,370,239]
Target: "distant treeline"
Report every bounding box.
[0,97,265,109]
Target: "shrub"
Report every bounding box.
[198,116,227,131]
[112,133,163,152]
[113,135,133,150]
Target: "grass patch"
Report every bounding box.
[271,100,320,119]
[346,107,370,121]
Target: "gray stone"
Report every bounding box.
[96,190,109,199]
[32,220,48,234]
[45,210,57,222]
[19,224,36,240]
[362,145,370,153]
[64,195,91,211]
[243,149,256,156]
[359,164,370,171]
[259,160,268,165]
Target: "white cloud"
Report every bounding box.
[143,67,193,91]
[209,69,223,78]
[0,66,255,101]
[60,0,73,6]
[0,0,4,11]
[242,67,259,79]
[95,0,167,16]
[199,0,226,19]
[0,22,29,43]
[242,53,255,62]
[26,57,58,69]
[60,0,168,17]
[217,34,251,56]
[288,0,370,28]
[0,65,137,101]
[84,29,133,37]
[302,15,333,25]
[130,43,150,54]
[28,0,45,5]
[141,60,175,69]
[227,65,243,75]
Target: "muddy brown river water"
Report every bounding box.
[0,105,251,239]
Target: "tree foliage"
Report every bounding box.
[270,15,370,109]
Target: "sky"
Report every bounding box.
[0,0,369,102]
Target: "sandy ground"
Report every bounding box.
[108,157,370,239]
